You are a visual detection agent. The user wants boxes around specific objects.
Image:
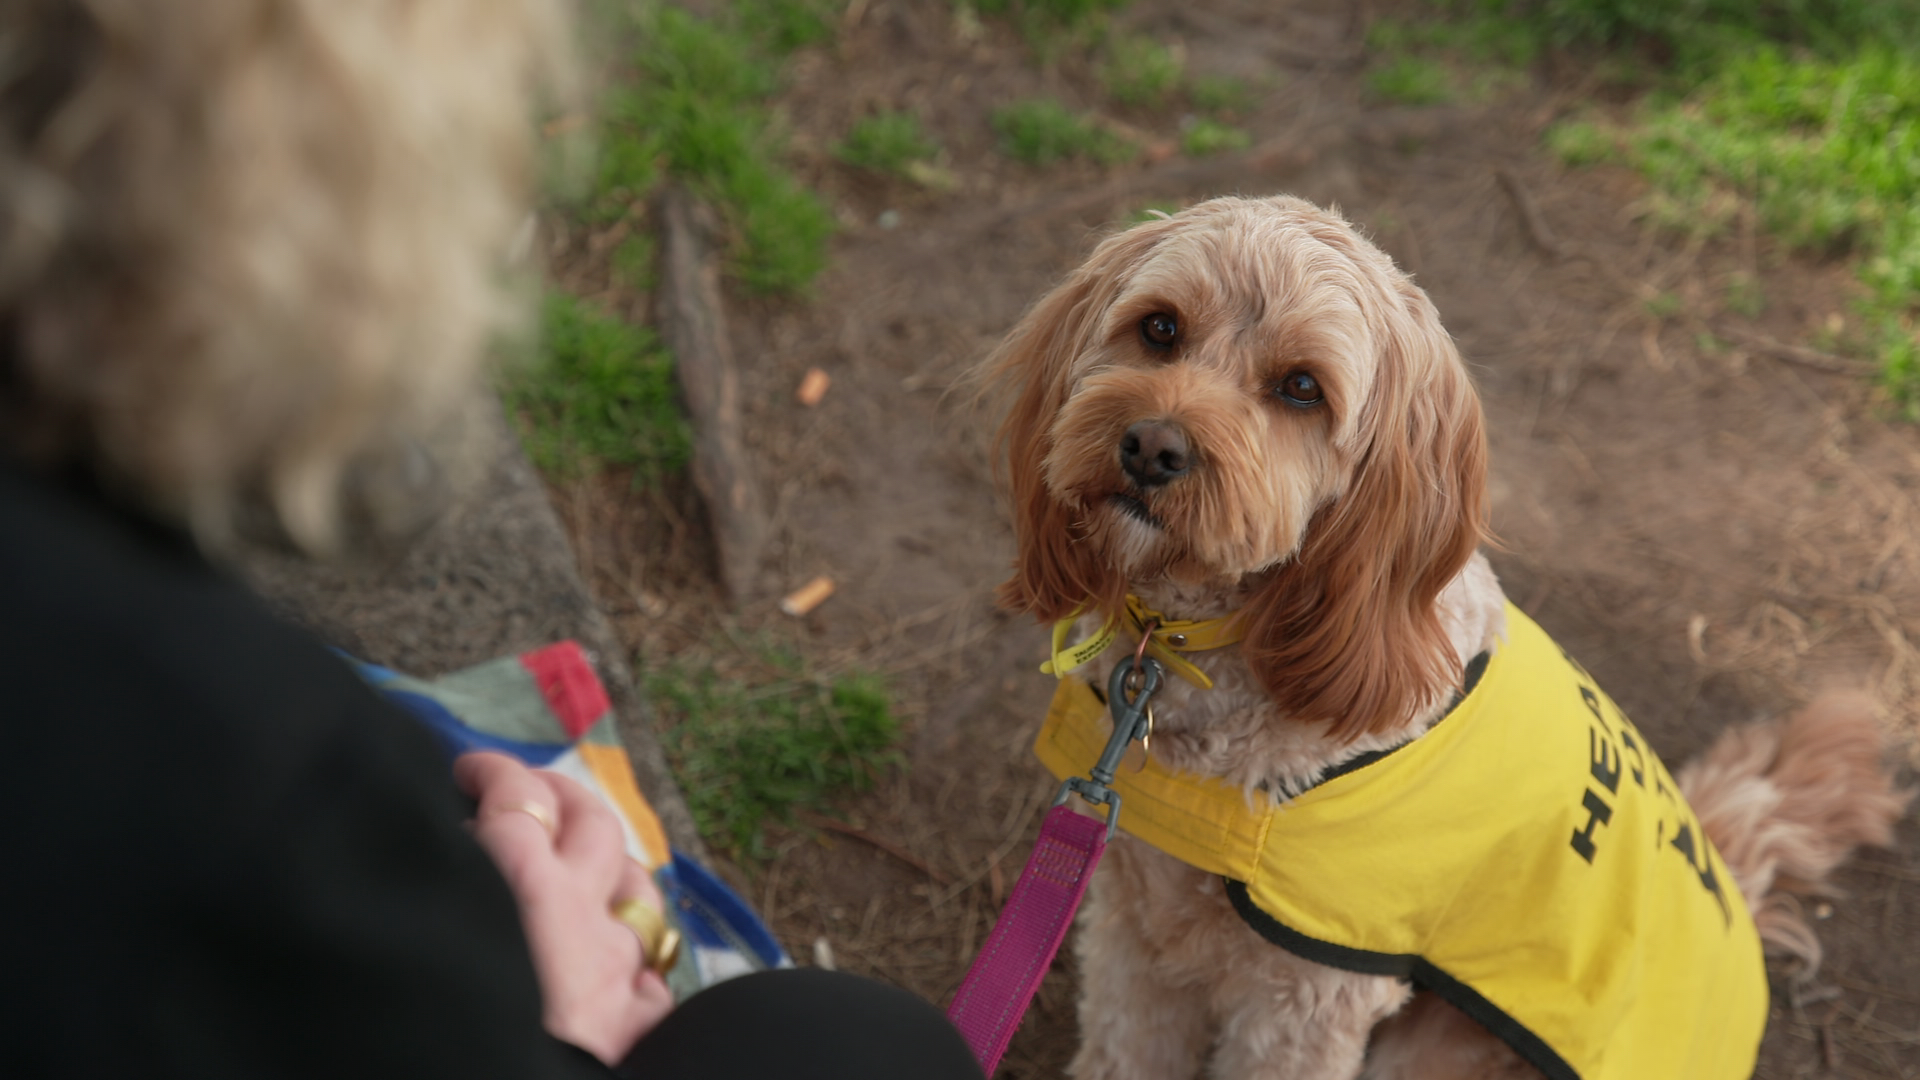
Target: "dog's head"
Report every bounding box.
[984,196,1488,741]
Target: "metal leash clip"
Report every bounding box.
[1053,651,1164,840]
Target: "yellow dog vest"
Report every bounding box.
[1034,603,1766,1080]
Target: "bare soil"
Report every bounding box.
[553,2,1920,1076]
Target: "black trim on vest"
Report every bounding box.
[1310,650,1491,789]
[1223,879,1579,1080]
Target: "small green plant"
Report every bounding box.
[650,664,902,858]
[973,0,1129,37]
[1544,119,1619,167]
[1101,35,1184,108]
[1190,74,1252,116]
[584,4,835,295]
[993,99,1135,165]
[612,233,657,291]
[503,293,690,480]
[1182,119,1250,157]
[1366,56,1453,105]
[1643,291,1683,320]
[733,0,838,53]
[837,111,942,176]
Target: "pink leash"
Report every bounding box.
[945,654,1165,1075]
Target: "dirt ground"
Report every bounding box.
[553,2,1920,1076]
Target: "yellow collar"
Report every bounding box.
[1040,595,1246,689]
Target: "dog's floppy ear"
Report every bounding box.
[978,221,1174,621]
[1240,277,1489,743]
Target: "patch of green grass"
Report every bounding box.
[1189,74,1253,116]
[993,99,1135,165]
[1102,35,1184,108]
[1365,56,1454,105]
[1373,10,1547,69]
[1409,0,1920,408]
[612,233,656,291]
[972,0,1128,33]
[1181,119,1250,157]
[734,0,839,53]
[1643,291,1683,320]
[1441,0,1917,73]
[503,293,690,479]
[649,663,902,859]
[1544,118,1620,166]
[837,110,942,176]
[1599,45,1920,406]
[585,4,835,295]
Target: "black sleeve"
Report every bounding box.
[0,465,614,1080]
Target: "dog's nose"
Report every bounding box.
[1119,421,1191,487]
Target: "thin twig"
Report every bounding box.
[800,812,955,886]
[1852,858,1920,882]
[1831,974,1920,1009]
[1495,168,1568,260]
[1717,323,1877,375]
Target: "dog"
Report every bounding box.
[979,195,1911,1080]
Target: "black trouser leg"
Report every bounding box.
[621,968,985,1079]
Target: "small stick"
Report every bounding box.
[1830,974,1920,1008]
[800,812,954,885]
[1717,324,1877,375]
[1496,167,1568,261]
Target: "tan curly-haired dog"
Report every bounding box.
[982,195,1909,1080]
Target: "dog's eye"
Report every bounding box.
[1139,312,1178,350]
[1275,371,1324,408]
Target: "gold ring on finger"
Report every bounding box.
[487,800,556,838]
[610,897,682,975]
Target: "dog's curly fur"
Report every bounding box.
[0,0,573,552]
[981,195,1912,1080]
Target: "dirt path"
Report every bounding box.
[564,2,1920,1075]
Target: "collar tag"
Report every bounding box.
[1040,612,1118,678]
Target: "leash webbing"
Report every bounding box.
[946,655,1164,1074]
[944,805,1107,1074]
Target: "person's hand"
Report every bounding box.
[455,751,675,1065]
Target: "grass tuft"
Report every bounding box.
[649,662,902,859]
[1189,74,1253,116]
[1182,119,1250,157]
[612,233,657,291]
[733,0,839,53]
[1365,55,1454,105]
[583,3,835,295]
[837,110,942,176]
[993,98,1135,165]
[503,293,690,480]
[1101,35,1184,108]
[1544,118,1620,166]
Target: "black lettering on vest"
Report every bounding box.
[1588,728,1622,794]
[1668,823,1733,927]
[1618,727,1647,787]
[1579,685,1608,729]
[1569,788,1613,863]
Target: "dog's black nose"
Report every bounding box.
[1119,421,1190,487]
